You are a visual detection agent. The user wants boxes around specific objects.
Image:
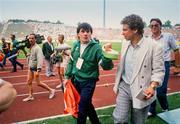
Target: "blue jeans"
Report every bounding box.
[2,52,11,66]
[9,50,23,71]
[0,63,3,68]
[149,61,170,115]
[73,78,101,124]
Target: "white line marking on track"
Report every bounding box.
[1,68,117,79]
[17,83,115,97]
[13,79,60,86]
[5,74,115,86]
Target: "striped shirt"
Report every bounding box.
[122,38,144,85]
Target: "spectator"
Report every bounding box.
[0,63,3,70]
[22,34,55,102]
[63,22,114,124]
[0,50,4,70]
[0,78,17,113]
[113,14,165,124]
[0,64,3,70]
[148,18,180,117]
[42,36,55,77]
[1,37,11,66]
[9,34,24,72]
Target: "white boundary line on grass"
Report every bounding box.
[167,91,180,96]
[15,104,116,124]
[15,91,180,124]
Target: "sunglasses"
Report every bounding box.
[150,24,159,28]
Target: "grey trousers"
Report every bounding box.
[45,59,54,76]
[113,81,149,124]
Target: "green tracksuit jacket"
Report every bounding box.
[65,39,114,82]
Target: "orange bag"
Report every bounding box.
[64,80,80,118]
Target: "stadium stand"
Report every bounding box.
[0,21,179,42]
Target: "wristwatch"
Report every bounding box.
[150,83,157,90]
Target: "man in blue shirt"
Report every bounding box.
[148,18,180,117]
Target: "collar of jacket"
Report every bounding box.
[76,39,98,46]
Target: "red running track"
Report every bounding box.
[0,59,179,124]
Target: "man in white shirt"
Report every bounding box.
[22,34,55,102]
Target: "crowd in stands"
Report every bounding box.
[0,21,180,43]
[0,22,123,41]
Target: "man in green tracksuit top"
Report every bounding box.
[64,22,114,124]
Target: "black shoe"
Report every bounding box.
[60,84,64,93]
[11,69,17,72]
[51,73,55,76]
[147,112,156,118]
[21,65,24,70]
[0,67,4,71]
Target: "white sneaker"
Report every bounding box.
[49,89,55,99]
[56,83,62,89]
[148,112,152,116]
[147,112,156,118]
[23,96,34,102]
[46,74,51,77]
[162,109,168,112]
[51,73,55,76]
